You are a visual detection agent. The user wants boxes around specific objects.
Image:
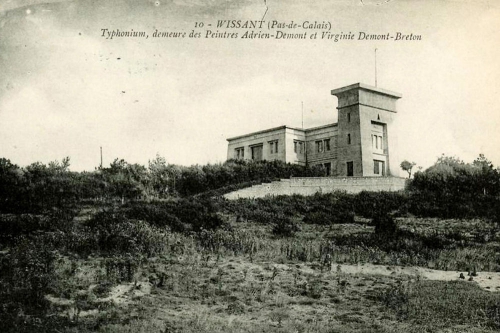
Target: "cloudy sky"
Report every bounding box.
[0,0,499,171]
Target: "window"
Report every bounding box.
[347,113,351,123]
[315,139,331,153]
[294,140,304,154]
[235,147,244,159]
[347,133,351,145]
[371,122,384,153]
[315,140,324,153]
[372,135,383,151]
[269,140,278,154]
[324,139,331,151]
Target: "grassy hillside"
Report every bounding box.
[1,154,500,332]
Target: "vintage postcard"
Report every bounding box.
[1,1,499,332]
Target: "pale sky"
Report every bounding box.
[1,0,499,171]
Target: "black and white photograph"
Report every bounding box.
[1,0,499,332]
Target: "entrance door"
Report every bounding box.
[373,160,385,176]
[251,145,263,161]
[347,162,353,177]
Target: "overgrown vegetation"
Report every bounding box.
[1,153,500,332]
[0,157,325,213]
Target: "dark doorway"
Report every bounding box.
[347,162,353,176]
[373,160,385,176]
[324,163,331,176]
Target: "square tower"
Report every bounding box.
[331,83,401,177]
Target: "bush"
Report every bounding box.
[0,236,58,332]
[85,210,168,256]
[125,199,226,233]
[353,191,408,218]
[272,215,301,238]
[125,202,187,232]
[0,209,78,245]
[372,214,397,235]
[303,210,355,225]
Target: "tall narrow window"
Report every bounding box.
[324,139,331,151]
[347,113,351,123]
[316,141,324,153]
[347,133,351,145]
[269,140,278,154]
[371,122,384,153]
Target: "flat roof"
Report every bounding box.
[305,123,338,132]
[227,125,297,141]
[331,82,402,99]
[227,123,338,141]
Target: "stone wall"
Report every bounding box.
[223,176,407,199]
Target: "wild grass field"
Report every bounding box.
[1,200,500,333]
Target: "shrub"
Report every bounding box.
[353,191,408,218]
[0,236,58,332]
[125,202,187,232]
[303,211,355,225]
[85,210,168,256]
[372,214,397,235]
[0,210,78,246]
[272,215,301,238]
[125,199,226,233]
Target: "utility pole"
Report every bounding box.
[100,146,103,169]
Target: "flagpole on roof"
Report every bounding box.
[301,101,304,129]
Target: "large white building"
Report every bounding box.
[227,83,401,177]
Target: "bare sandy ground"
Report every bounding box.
[46,281,152,319]
[331,263,500,292]
[46,261,499,321]
[269,261,500,291]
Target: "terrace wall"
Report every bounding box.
[223,176,407,199]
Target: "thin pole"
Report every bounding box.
[301,101,304,129]
[375,48,378,87]
[100,146,103,169]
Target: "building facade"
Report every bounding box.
[226,83,401,177]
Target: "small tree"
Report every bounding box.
[400,160,416,178]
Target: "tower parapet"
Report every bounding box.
[331,83,401,177]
